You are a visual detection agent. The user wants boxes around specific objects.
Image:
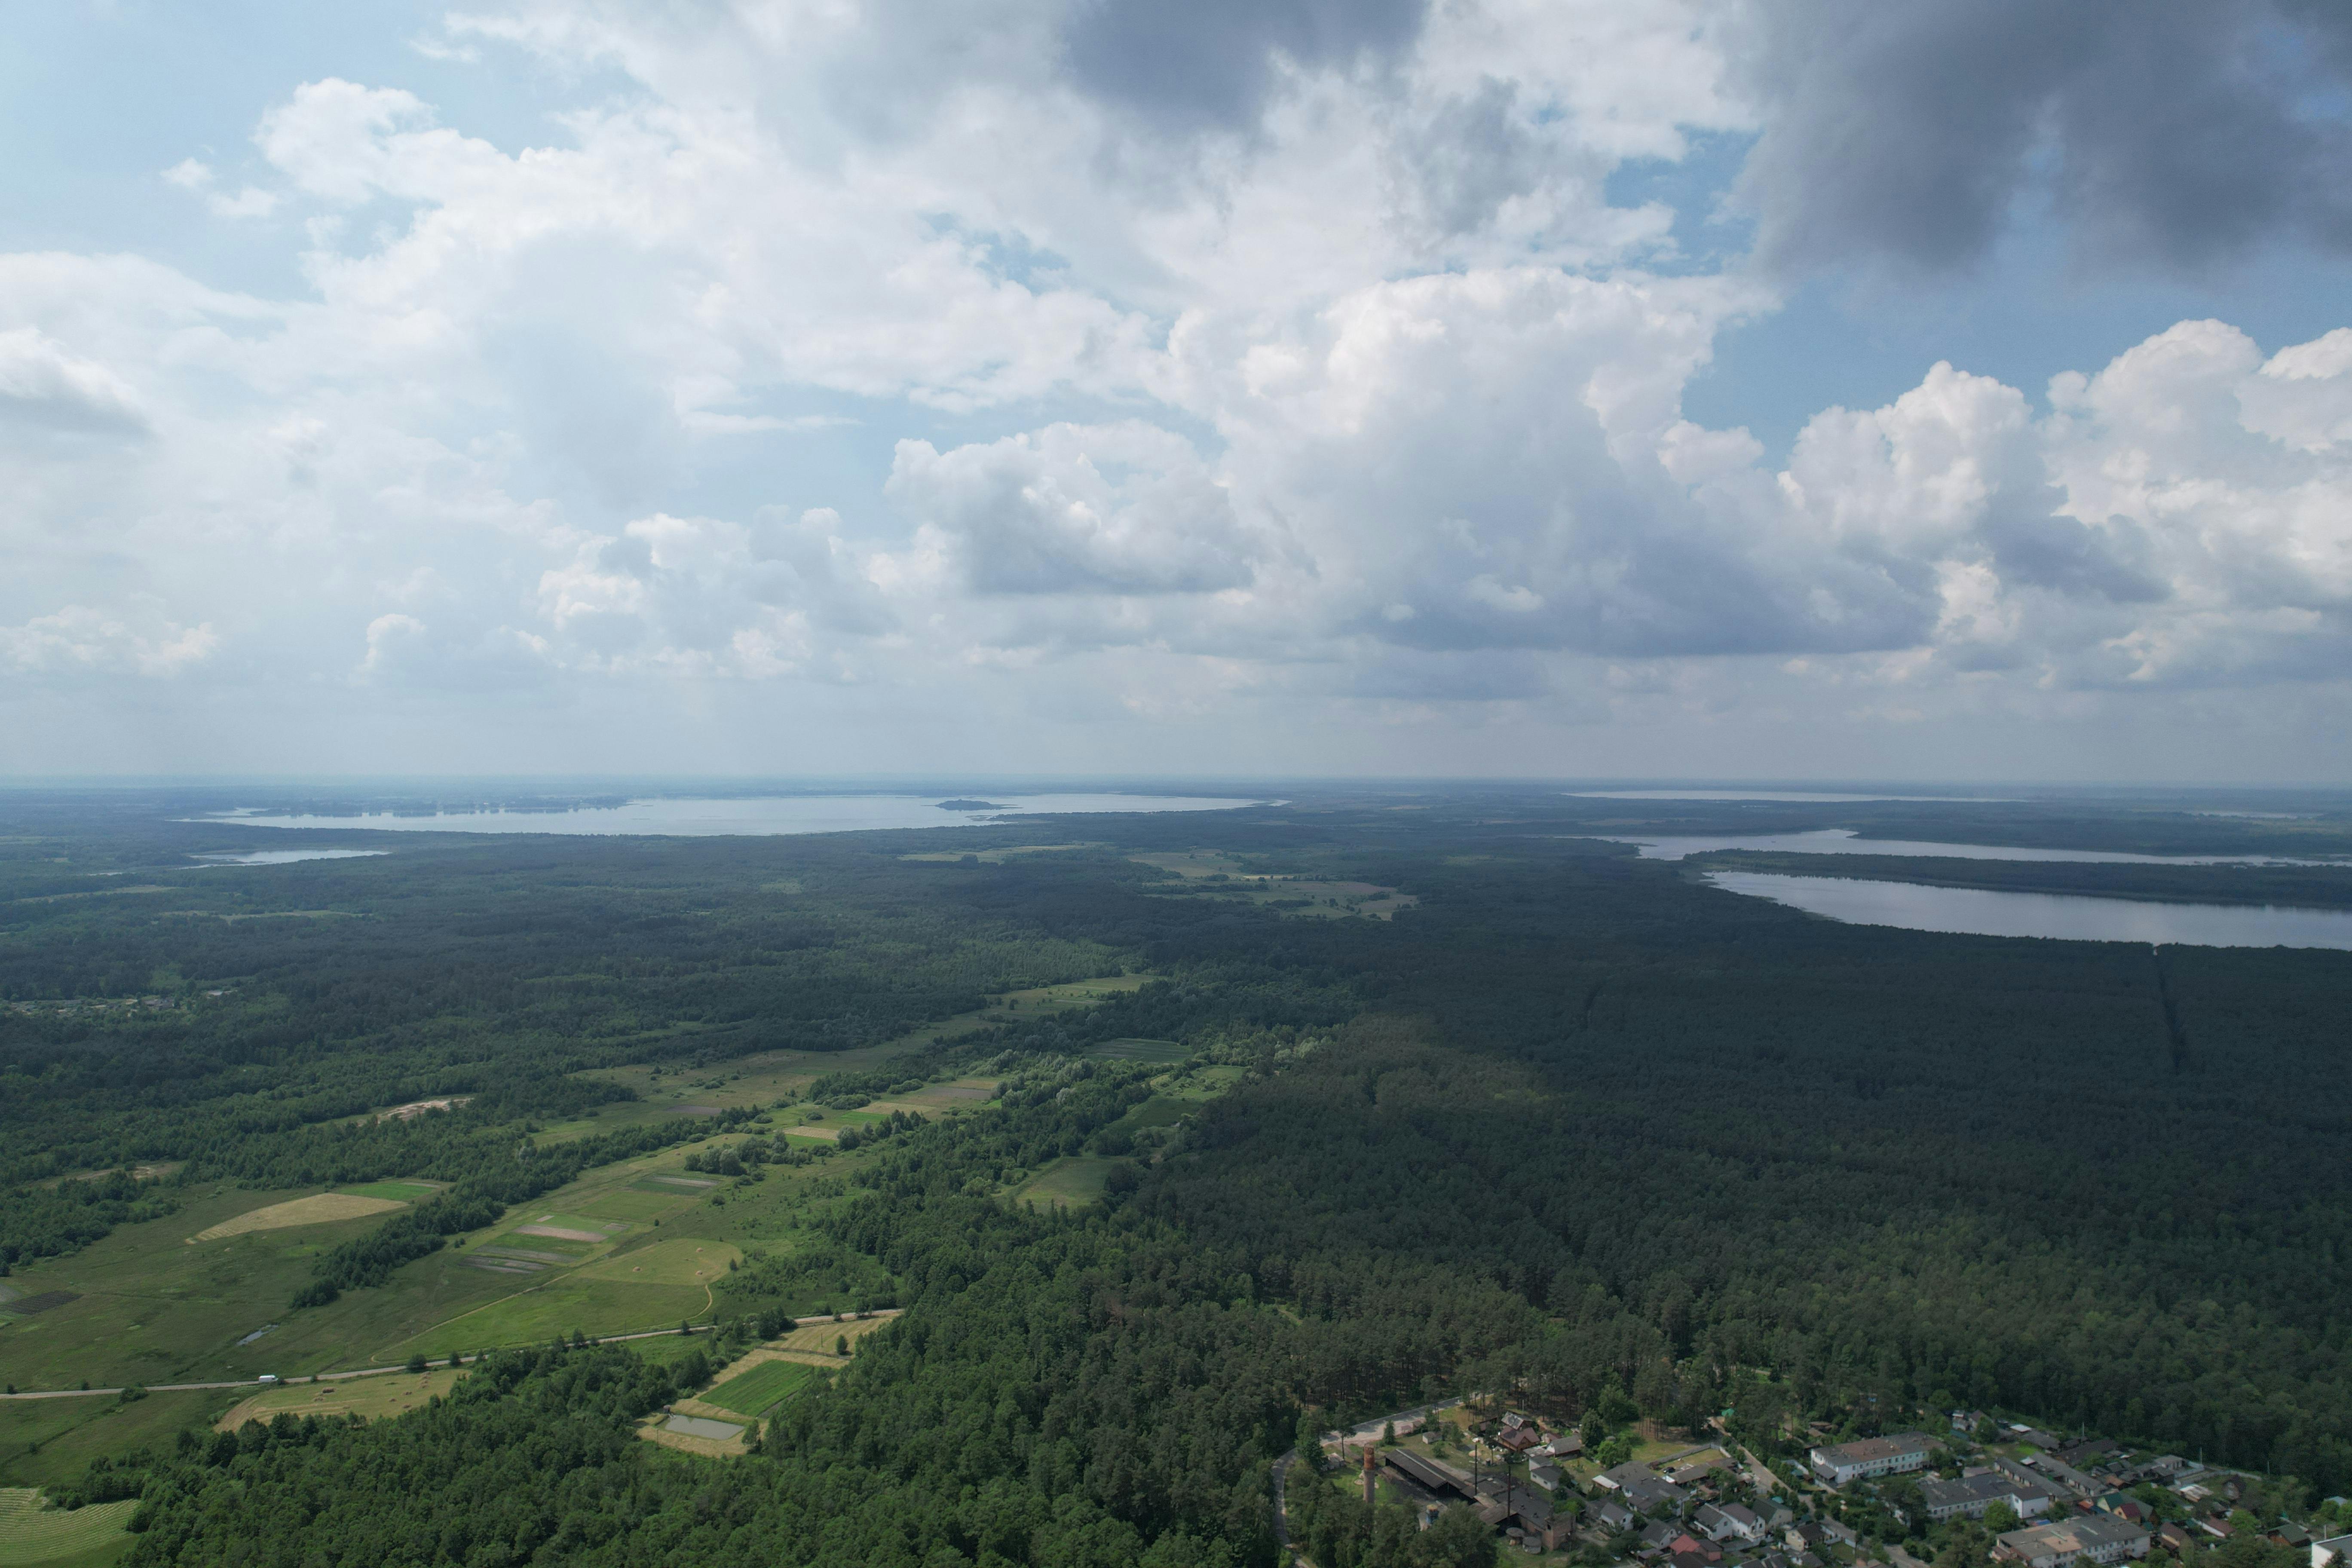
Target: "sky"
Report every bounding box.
[6,0,2352,782]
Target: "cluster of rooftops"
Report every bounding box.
[1328,1406,2348,1565]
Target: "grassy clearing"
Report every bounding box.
[1007,1158,1126,1210]
[1091,1038,1188,1063]
[0,1489,138,1568]
[338,1180,442,1203]
[701,1359,812,1416]
[1109,1096,1192,1134]
[382,1238,738,1360]
[0,1187,419,1392]
[898,843,1104,863]
[540,979,1148,1145]
[0,1392,227,1492]
[188,1192,404,1242]
[769,1315,893,1357]
[214,1368,463,1430]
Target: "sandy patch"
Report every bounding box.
[378,1096,472,1121]
[514,1224,607,1243]
[191,1192,404,1242]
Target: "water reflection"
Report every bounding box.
[1610,829,2334,866]
[193,793,1269,837]
[190,850,390,866]
[1707,872,2352,950]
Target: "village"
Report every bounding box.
[1288,1401,2352,1568]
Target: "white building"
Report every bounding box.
[1996,1516,2150,1568]
[1810,1433,1937,1487]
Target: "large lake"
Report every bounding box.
[1608,828,2335,866]
[198,793,1269,838]
[1708,871,2352,951]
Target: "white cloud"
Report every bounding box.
[0,604,218,677]
[886,422,1265,595]
[0,0,2347,774]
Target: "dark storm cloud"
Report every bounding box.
[1737,0,2352,276]
[1059,0,1428,131]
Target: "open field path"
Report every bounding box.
[0,1310,901,1401]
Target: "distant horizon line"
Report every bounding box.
[2,773,2350,795]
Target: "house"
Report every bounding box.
[2312,1532,2352,1568]
[2060,1443,2120,1471]
[1591,1499,1635,1534]
[1543,1431,1586,1459]
[1641,1521,1682,1552]
[1819,1521,1859,1550]
[2094,1496,2149,1526]
[1995,1517,2151,1568]
[2013,1428,2066,1453]
[1500,1484,1573,1551]
[1811,1434,1939,1487]
[1697,1504,1769,1546]
[1498,1424,1544,1454]
[2270,1525,2310,1550]
[1531,1464,1565,1492]
[2025,1456,2104,1499]
[1598,1461,1692,1512]
[1991,1459,2068,1505]
[2155,1524,2197,1557]
[1923,1473,2054,1523]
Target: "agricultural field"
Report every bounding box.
[766,1315,893,1359]
[0,1392,228,1491]
[214,1367,464,1430]
[536,977,1150,1144]
[0,1488,135,1568]
[381,1238,738,1361]
[187,1191,406,1242]
[0,1186,420,1392]
[699,1357,813,1416]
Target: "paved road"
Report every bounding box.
[0,1311,900,1401]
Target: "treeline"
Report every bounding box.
[0,1169,178,1272]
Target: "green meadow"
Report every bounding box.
[0,1489,136,1568]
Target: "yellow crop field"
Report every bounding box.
[768,1314,893,1357]
[214,1368,465,1431]
[189,1193,404,1243]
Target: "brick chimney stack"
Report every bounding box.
[1362,1443,1377,1505]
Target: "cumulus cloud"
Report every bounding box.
[1733,0,2352,276]
[0,604,217,677]
[1060,0,1429,131]
[0,328,147,436]
[887,423,1265,595]
[2,0,2349,773]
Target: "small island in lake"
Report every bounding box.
[935,799,1017,811]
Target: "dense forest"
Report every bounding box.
[5,784,2352,1565]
